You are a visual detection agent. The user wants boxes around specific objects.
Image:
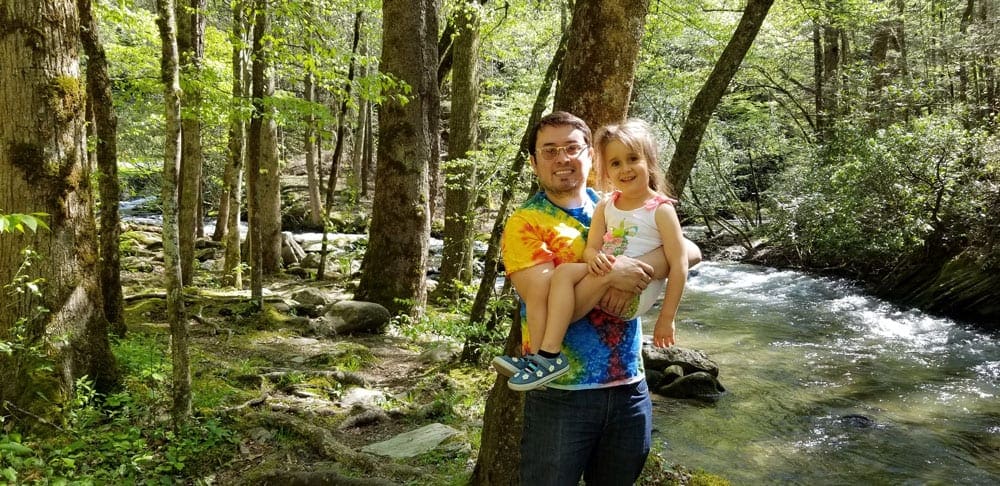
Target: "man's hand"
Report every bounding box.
[607,254,654,294]
[598,288,634,317]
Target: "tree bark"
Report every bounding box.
[176,0,206,286]
[304,68,323,228]
[355,0,439,316]
[553,0,651,130]
[361,102,375,198]
[259,69,282,274]
[665,0,775,197]
[155,0,191,427]
[434,1,482,302]
[247,0,268,305]
[0,0,119,421]
[79,0,125,337]
[223,0,249,288]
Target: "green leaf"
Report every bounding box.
[0,441,33,456]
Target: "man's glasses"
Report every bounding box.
[536,143,588,161]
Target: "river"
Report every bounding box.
[648,262,1000,484]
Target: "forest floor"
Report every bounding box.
[118,252,708,485]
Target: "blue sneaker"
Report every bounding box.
[507,353,569,391]
[492,355,530,377]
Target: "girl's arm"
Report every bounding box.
[584,200,613,275]
[652,203,688,348]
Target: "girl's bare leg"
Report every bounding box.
[539,263,608,354]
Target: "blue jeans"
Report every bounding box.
[520,379,652,486]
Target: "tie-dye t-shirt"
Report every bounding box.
[501,189,645,390]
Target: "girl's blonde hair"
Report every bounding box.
[593,120,675,197]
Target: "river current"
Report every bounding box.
[647,262,1000,484]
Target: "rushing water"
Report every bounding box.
[646,262,1000,485]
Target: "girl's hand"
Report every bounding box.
[652,318,675,348]
[588,252,614,276]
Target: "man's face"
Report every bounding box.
[530,124,592,196]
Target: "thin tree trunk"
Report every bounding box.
[435,0,482,302]
[223,0,249,288]
[247,0,268,306]
[155,0,191,428]
[361,102,375,198]
[176,0,206,286]
[259,70,282,274]
[79,0,125,337]
[317,11,362,280]
[349,35,369,195]
[304,68,323,228]
[665,0,775,197]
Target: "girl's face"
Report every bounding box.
[601,140,650,195]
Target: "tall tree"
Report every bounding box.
[434,0,483,302]
[176,0,206,285]
[304,66,323,228]
[665,0,775,197]
[258,62,282,274]
[155,0,191,427]
[0,0,119,419]
[79,0,125,337]
[355,0,439,316]
[247,0,268,304]
[222,0,250,288]
[553,0,651,130]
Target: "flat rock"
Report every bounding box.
[360,423,460,459]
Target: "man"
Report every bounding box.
[500,111,700,484]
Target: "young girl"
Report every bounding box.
[505,119,689,391]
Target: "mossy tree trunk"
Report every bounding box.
[155,0,192,427]
[355,0,439,316]
[553,0,650,131]
[222,0,249,288]
[434,0,482,303]
[0,0,119,423]
[176,0,206,285]
[79,0,125,337]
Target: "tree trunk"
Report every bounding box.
[259,69,282,274]
[176,0,206,286]
[79,0,125,337]
[355,0,438,316]
[469,27,568,486]
[247,0,267,305]
[349,33,369,195]
[304,68,323,228]
[155,0,191,427]
[223,0,249,288]
[434,1,482,302]
[361,102,375,198]
[665,0,775,197]
[0,0,119,421]
[553,0,651,130]
[318,11,362,280]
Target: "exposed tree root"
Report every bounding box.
[251,412,426,483]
